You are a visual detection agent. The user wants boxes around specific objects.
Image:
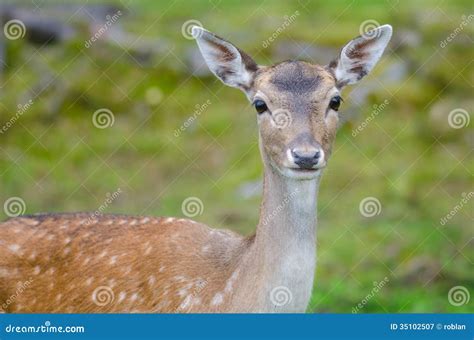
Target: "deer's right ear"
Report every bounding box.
[192,26,258,92]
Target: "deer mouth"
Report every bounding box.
[279,166,324,180]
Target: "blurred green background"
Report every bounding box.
[0,0,472,313]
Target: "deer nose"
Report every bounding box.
[291,148,321,169]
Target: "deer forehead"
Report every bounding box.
[254,61,337,118]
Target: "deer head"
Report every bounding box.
[193,25,392,181]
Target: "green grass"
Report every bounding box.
[0,0,472,313]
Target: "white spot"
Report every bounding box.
[179,295,192,310]
[118,219,127,225]
[99,250,107,258]
[118,291,127,303]
[211,293,224,306]
[63,247,71,255]
[130,293,139,302]
[164,217,174,223]
[178,289,188,297]
[159,265,165,273]
[225,270,239,293]
[33,266,41,275]
[83,257,91,265]
[129,220,138,226]
[64,237,71,244]
[109,256,118,265]
[46,234,55,241]
[148,275,156,286]
[86,277,94,286]
[140,217,150,224]
[59,225,68,229]
[201,245,210,253]
[28,252,37,261]
[104,220,114,225]
[8,244,20,253]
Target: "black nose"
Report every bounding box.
[291,148,320,169]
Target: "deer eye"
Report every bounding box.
[329,96,342,111]
[254,100,268,114]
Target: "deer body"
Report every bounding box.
[0,24,392,313]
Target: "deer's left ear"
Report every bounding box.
[328,25,392,88]
[192,26,258,92]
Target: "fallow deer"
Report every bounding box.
[0,24,392,313]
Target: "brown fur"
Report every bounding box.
[0,214,247,312]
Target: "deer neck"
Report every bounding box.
[237,154,320,312]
